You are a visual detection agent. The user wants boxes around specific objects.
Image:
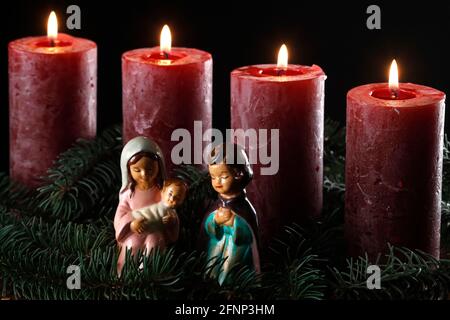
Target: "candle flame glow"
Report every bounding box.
[389,59,399,92]
[160,25,172,53]
[277,44,288,69]
[47,11,58,40]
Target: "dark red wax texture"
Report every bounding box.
[9,33,97,187]
[122,47,212,172]
[231,64,326,246]
[345,83,445,259]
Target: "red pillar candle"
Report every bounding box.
[345,60,446,259]
[231,45,326,245]
[9,12,97,188]
[122,25,212,170]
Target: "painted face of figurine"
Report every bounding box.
[129,156,159,190]
[209,163,242,197]
[161,183,186,208]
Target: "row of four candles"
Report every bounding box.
[8,12,445,258]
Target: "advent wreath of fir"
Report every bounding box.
[1,119,449,300]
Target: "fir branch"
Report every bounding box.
[0,205,116,299]
[2,120,450,300]
[0,222,82,299]
[178,251,263,300]
[174,165,217,251]
[180,252,225,300]
[1,214,229,300]
[443,135,450,200]
[36,126,122,222]
[80,247,186,300]
[0,205,16,227]
[265,251,326,300]
[0,229,189,300]
[323,118,346,194]
[266,226,327,300]
[0,173,42,217]
[22,216,114,256]
[441,201,450,257]
[441,135,450,253]
[213,265,262,300]
[322,119,346,240]
[329,246,450,300]
[0,205,114,258]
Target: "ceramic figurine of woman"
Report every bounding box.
[114,136,179,274]
[203,143,260,284]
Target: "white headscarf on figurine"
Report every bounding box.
[120,136,167,193]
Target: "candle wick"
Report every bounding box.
[391,90,398,99]
[277,69,285,76]
[163,51,169,59]
[49,38,55,47]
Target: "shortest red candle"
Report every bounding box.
[9,12,97,187]
[345,60,446,260]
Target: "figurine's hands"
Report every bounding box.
[162,211,177,225]
[130,218,147,234]
[214,207,235,226]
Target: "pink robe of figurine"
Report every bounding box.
[114,187,180,273]
[113,136,179,274]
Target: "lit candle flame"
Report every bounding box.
[47,11,58,41]
[277,44,288,69]
[160,25,172,53]
[389,59,399,94]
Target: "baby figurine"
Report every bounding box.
[131,178,188,234]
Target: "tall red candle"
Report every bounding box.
[231,45,326,246]
[345,60,446,259]
[9,12,97,187]
[122,25,212,170]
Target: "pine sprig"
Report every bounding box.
[0,173,41,217]
[443,135,450,200]
[441,135,450,254]
[23,217,114,255]
[93,247,187,300]
[329,246,450,300]
[442,201,450,257]
[178,252,263,300]
[174,165,217,251]
[212,265,262,300]
[0,205,114,257]
[0,222,192,300]
[36,126,122,222]
[266,226,327,300]
[265,249,326,300]
[323,118,346,194]
[322,119,346,247]
[1,119,450,300]
[0,223,82,299]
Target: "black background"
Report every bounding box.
[1,0,449,173]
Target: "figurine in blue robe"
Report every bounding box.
[204,143,260,285]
